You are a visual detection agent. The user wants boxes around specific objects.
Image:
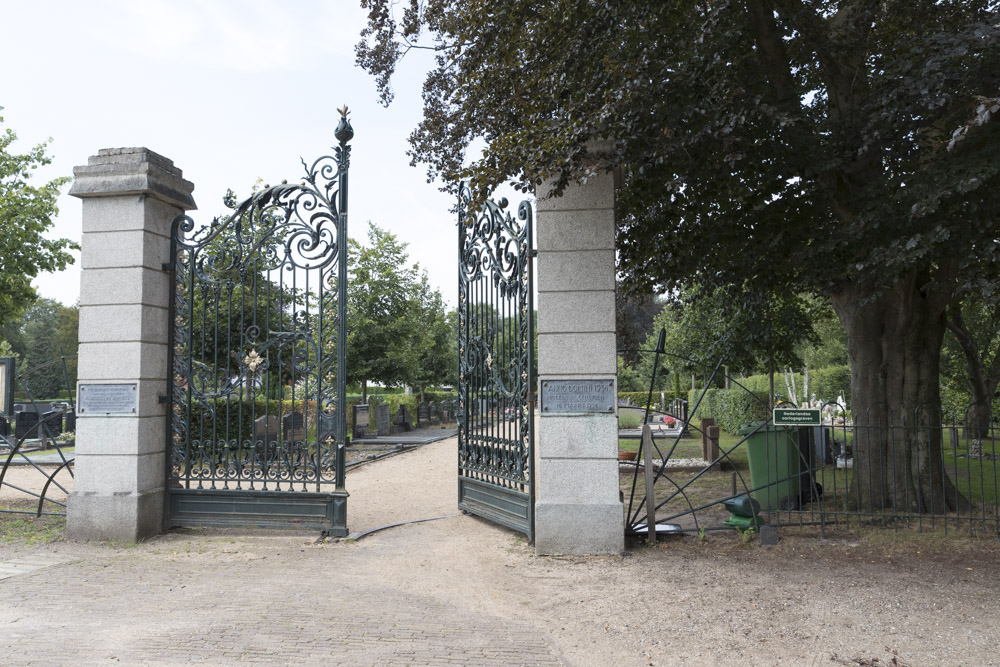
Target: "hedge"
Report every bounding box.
[729,365,851,406]
[687,387,771,434]
[617,390,687,410]
[180,391,459,440]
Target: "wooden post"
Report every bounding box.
[707,425,721,469]
[642,425,657,544]
[700,417,716,461]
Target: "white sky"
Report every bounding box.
[1,0,510,308]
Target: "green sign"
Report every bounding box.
[773,408,821,426]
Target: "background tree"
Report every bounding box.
[616,285,663,367]
[408,273,458,396]
[0,298,78,398]
[942,292,1000,435]
[344,222,422,401]
[358,0,1000,513]
[0,110,77,329]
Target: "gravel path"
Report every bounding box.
[1,436,998,665]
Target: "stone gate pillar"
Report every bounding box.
[534,153,623,555]
[67,148,195,542]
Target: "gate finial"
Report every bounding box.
[335,105,354,143]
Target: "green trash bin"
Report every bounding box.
[737,422,801,511]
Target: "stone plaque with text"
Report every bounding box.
[541,380,615,414]
[78,383,138,414]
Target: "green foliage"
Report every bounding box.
[733,366,851,407]
[688,387,771,435]
[616,285,663,366]
[617,390,687,411]
[641,286,819,379]
[0,111,77,330]
[3,298,78,398]
[358,0,1000,419]
[340,223,456,397]
[616,356,644,393]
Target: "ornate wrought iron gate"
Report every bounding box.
[457,187,535,539]
[165,116,353,533]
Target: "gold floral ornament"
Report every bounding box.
[324,436,336,447]
[324,403,336,415]
[243,349,264,372]
[486,352,493,369]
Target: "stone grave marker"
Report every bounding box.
[63,410,76,433]
[393,405,410,432]
[353,404,370,438]
[417,402,428,427]
[42,409,63,437]
[428,401,438,424]
[282,412,306,463]
[253,415,280,460]
[0,416,8,438]
[282,412,305,443]
[15,410,39,440]
[317,413,337,445]
[375,404,391,436]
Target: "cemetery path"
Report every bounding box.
[1,436,999,666]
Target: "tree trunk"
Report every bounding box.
[831,273,970,514]
[361,379,367,404]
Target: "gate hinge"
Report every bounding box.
[162,262,173,272]
[527,249,538,258]
[527,392,537,403]
[158,394,170,404]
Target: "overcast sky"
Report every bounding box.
[2,0,510,308]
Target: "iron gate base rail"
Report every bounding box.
[458,476,531,536]
[168,489,348,534]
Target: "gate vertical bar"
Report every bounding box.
[335,111,353,489]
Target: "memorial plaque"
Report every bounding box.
[541,380,616,414]
[78,383,138,414]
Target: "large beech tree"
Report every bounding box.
[358,1,1000,513]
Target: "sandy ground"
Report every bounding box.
[1,437,999,665]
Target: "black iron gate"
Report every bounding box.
[165,115,353,533]
[457,187,535,539]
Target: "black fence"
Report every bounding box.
[0,356,77,517]
[624,401,1000,540]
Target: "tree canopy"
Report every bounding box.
[0,111,77,328]
[342,222,455,399]
[359,0,1000,513]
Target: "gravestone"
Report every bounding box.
[15,411,39,440]
[393,405,411,432]
[441,403,450,423]
[353,404,370,438]
[317,413,337,445]
[417,402,428,427]
[282,412,304,443]
[282,412,305,464]
[63,410,77,433]
[0,416,8,438]
[451,399,460,420]
[42,410,63,437]
[375,404,391,436]
[253,415,280,460]
[429,401,438,424]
